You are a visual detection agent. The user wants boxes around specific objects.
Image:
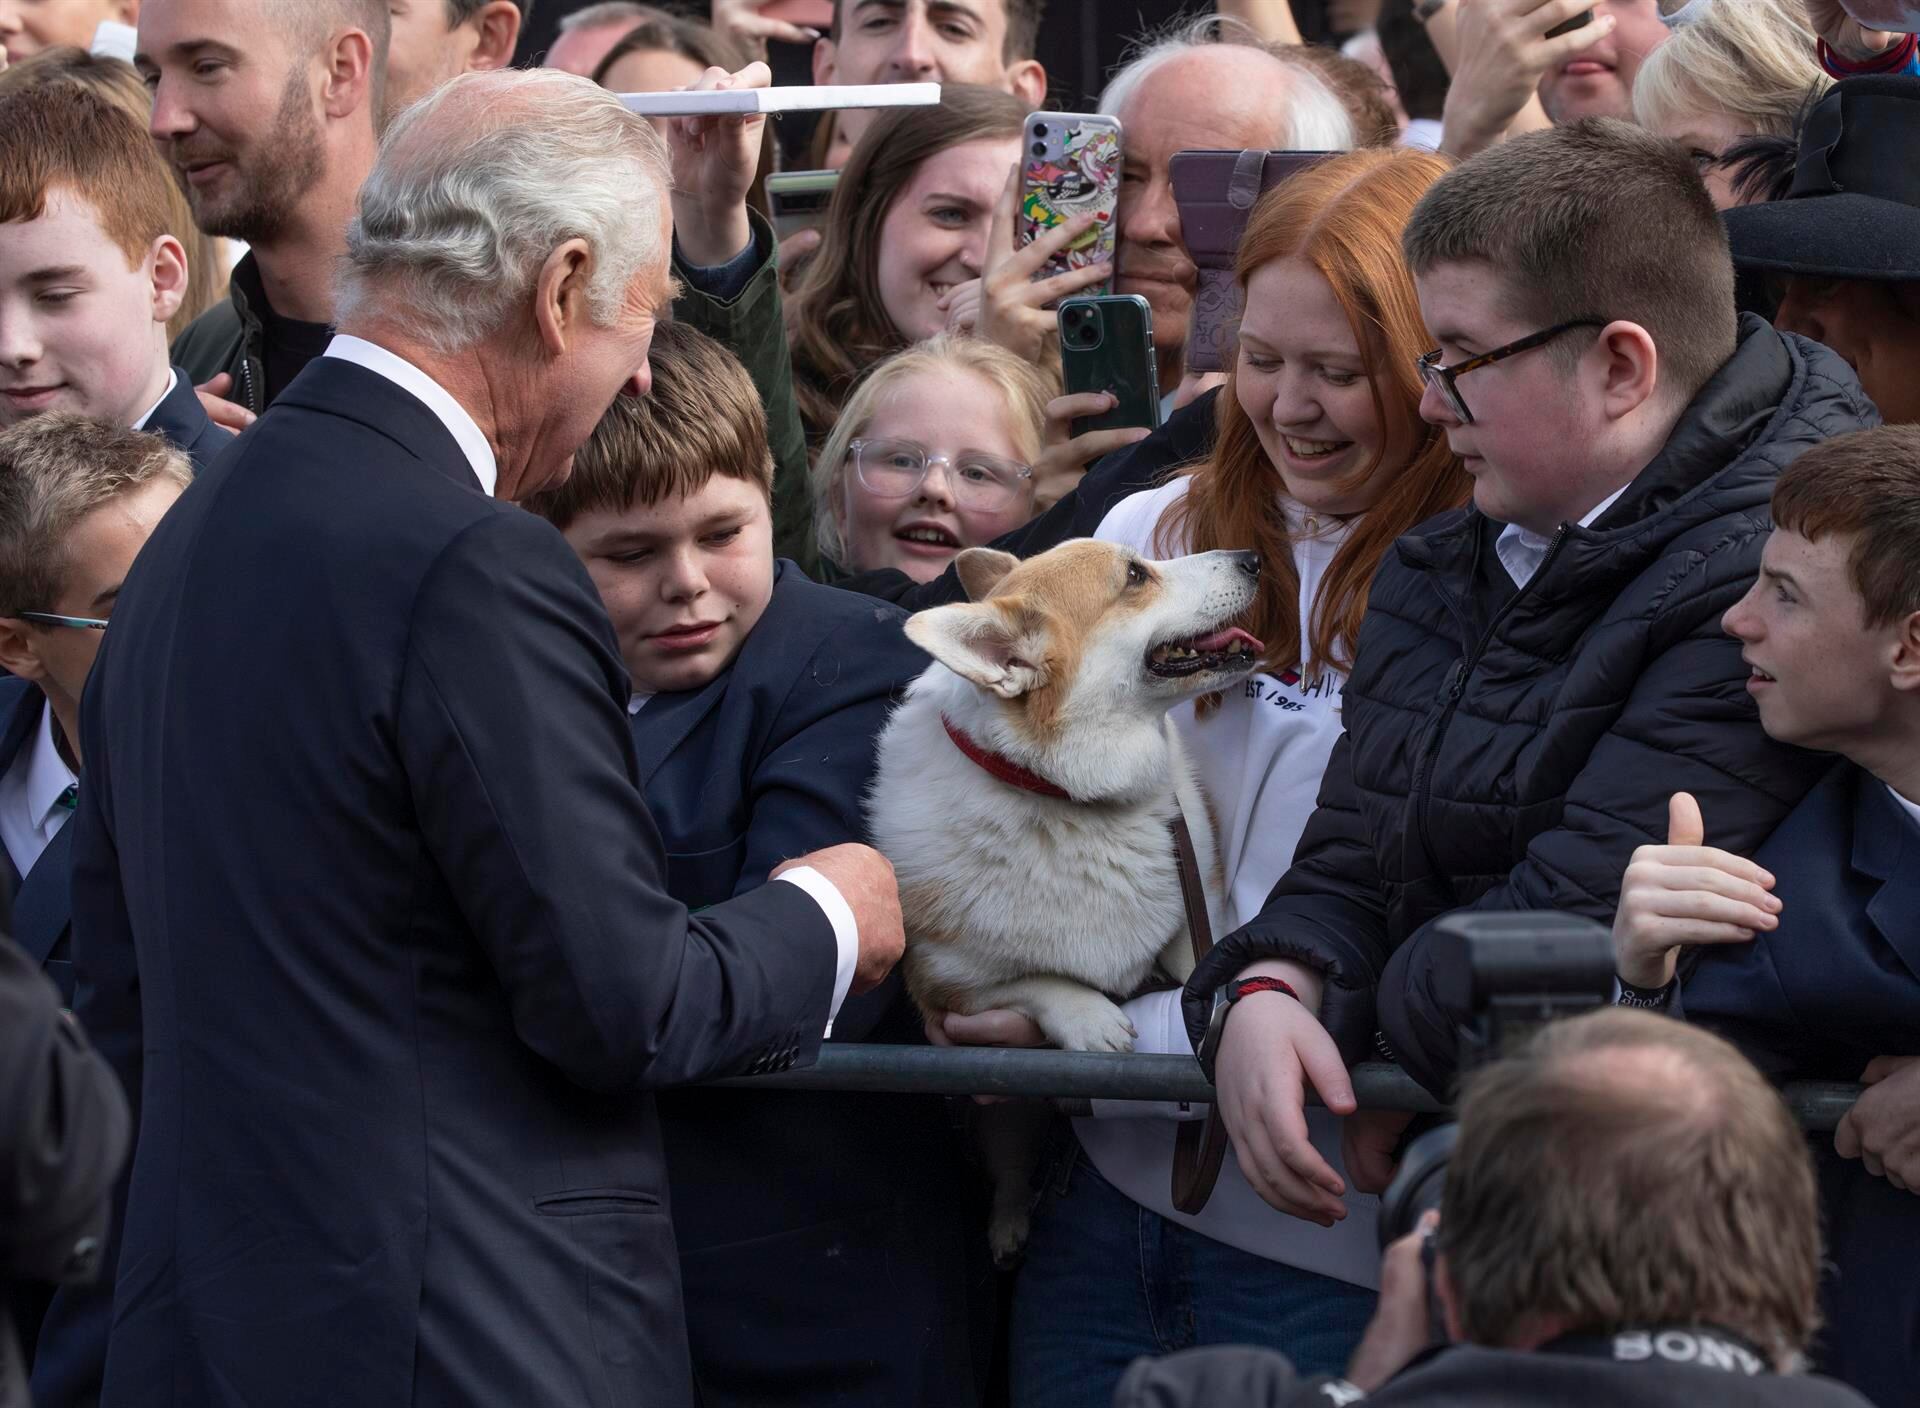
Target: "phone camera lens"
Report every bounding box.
[1034,124,1048,136]
[1032,141,1047,157]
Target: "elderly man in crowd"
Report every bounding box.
[70,65,904,1408]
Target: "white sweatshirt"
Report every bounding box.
[1073,476,1382,1289]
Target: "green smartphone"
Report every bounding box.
[1059,295,1163,438]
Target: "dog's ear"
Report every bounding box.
[955,548,1020,602]
[905,599,1047,698]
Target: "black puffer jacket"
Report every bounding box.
[1182,317,1875,1094]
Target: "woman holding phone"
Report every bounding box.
[944,148,1470,1408]
[786,87,1110,451]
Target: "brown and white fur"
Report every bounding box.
[868,541,1263,1257]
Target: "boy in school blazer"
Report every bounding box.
[525,322,984,1408]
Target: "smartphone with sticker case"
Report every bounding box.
[1019,112,1122,292]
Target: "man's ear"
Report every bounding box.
[532,238,595,358]
[1596,320,1660,422]
[147,234,189,328]
[319,22,377,121]
[1889,609,1920,695]
[905,599,1047,698]
[955,546,1019,601]
[1005,59,1047,109]
[467,0,522,72]
[0,619,51,686]
[812,35,837,84]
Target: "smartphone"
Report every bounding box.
[1059,295,1162,438]
[765,169,839,243]
[1020,112,1122,292]
[1544,7,1593,39]
[1169,150,1337,374]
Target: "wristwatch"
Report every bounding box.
[1197,975,1301,1082]
[1414,0,1450,22]
[1614,975,1677,1010]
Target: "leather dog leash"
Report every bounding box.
[1169,812,1230,1215]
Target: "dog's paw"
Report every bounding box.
[988,1204,1031,1268]
[1042,1003,1137,1055]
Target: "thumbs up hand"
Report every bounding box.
[1610,793,1783,990]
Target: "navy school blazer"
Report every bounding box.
[1682,760,1920,1407]
[636,565,988,1408]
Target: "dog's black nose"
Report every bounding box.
[1233,551,1260,578]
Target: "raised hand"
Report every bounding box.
[774,842,903,995]
[1808,0,1907,60]
[942,165,1114,364]
[1441,0,1616,159]
[1030,391,1151,512]
[711,0,824,54]
[667,62,770,268]
[1610,792,1781,990]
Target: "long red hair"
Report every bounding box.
[1158,148,1469,687]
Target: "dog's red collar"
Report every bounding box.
[940,716,1071,801]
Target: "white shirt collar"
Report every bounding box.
[626,693,653,716]
[1889,782,1920,835]
[24,704,78,837]
[1496,481,1632,589]
[130,368,178,432]
[322,334,499,495]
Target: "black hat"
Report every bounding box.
[1723,75,1920,282]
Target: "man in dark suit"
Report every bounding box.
[527,320,986,1406]
[71,66,904,1408]
[1606,426,1920,1405]
[0,83,232,474]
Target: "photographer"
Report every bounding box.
[1114,1010,1875,1407]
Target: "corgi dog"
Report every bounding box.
[868,540,1263,1256]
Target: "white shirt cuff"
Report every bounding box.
[1089,990,1206,1121]
[773,865,859,1037]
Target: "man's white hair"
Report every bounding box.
[559,1,656,32]
[337,68,671,356]
[1098,15,1354,151]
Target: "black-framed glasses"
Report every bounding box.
[850,438,1034,511]
[1416,318,1607,425]
[17,611,107,631]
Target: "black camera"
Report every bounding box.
[1377,912,1616,1248]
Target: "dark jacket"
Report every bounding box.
[636,565,983,1408]
[72,356,838,1407]
[170,220,819,570]
[837,388,1221,605]
[1181,318,1872,1092]
[0,681,72,1005]
[0,932,127,1408]
[1111,1340,1876,1408]
[1682,760,1920,1405]
[143,367,233,473]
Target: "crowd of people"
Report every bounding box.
[1,0,1917,1405]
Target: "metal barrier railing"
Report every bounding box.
[713,1045,1862,1132]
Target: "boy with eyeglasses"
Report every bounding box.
[520,321,982,1408]
[0,414,188,1006]
[1181,118,1878,1232]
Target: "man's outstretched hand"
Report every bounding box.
[775,843,904,994]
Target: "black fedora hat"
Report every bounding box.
[1724,75,1920,281]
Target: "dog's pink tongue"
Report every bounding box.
[1191,626,1264,654]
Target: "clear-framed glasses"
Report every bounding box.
[850,438,1034,512]
[17,611,107,631]
[1415,318,1607,425]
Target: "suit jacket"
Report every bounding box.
[1682,760,1920,1406]
[72,356,841,1408]
[636,566,983,1407]
[142,367,232,474]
